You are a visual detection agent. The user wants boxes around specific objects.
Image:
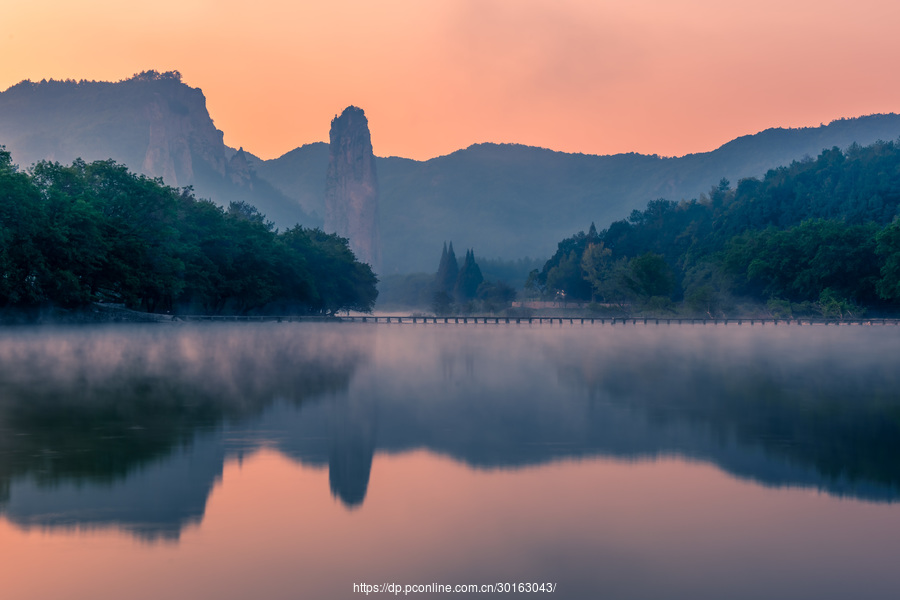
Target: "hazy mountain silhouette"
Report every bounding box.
[0,71,317,229]
[259,115,900,272]
[4,73,900,272]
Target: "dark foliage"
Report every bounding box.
[538,141,900,316]
[435,241,459,294]
[0,150,377,315]
[454,249,485,303]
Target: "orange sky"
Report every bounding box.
[2,0,900,160]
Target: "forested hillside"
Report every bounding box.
[536,141,900,317]
[0,149,376,316]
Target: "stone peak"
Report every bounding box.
[332,106,368,128]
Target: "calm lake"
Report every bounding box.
[1,322,899,599]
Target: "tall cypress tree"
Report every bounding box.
[454,249,484,302]
[435,241,459,293]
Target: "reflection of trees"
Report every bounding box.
[0,324,369,493]
[3,324,900,538]
[544,328,900,496]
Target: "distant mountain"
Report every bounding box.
[4,73,900,273]
[0,71,317,228]
[251,142,328,219]
[262,115,900,273]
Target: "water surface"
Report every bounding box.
[1,322,898,599]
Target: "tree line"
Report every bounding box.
[432,242,516,314]
[533,140,900,318]
[0,149,377,315]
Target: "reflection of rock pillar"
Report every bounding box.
[328,396,377,508]
[324,106,381,272]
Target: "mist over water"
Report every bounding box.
[1,322,899,598]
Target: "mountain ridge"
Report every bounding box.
[3,74,900,272]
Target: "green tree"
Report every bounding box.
[0,147,48,306]
[876,219,900,303]
[580,242,612,301]
[524,269,543,300]
[431,290,453,316]
[625,252,674,299]
[454,249,484,302]
[476,281,516,313]
[682,262,734,317]
[545,250,581,299]
[294,228,378,315]
[30,159,186,311]
[435,241,459,294]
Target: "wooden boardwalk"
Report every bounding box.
[336,315,900,326]
[174,314,900,326]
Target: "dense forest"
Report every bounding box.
[535,140,900,318]
[0,148,377,316]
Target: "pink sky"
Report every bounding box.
[2,0,900,160]
[3,450,900,599]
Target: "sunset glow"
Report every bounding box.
[2,1,900,159]
[2,450,899,600]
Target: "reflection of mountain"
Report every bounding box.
[545,340,900,500]
[1,325,899,541]
[3,432,224,541]
[0,324,371,540]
